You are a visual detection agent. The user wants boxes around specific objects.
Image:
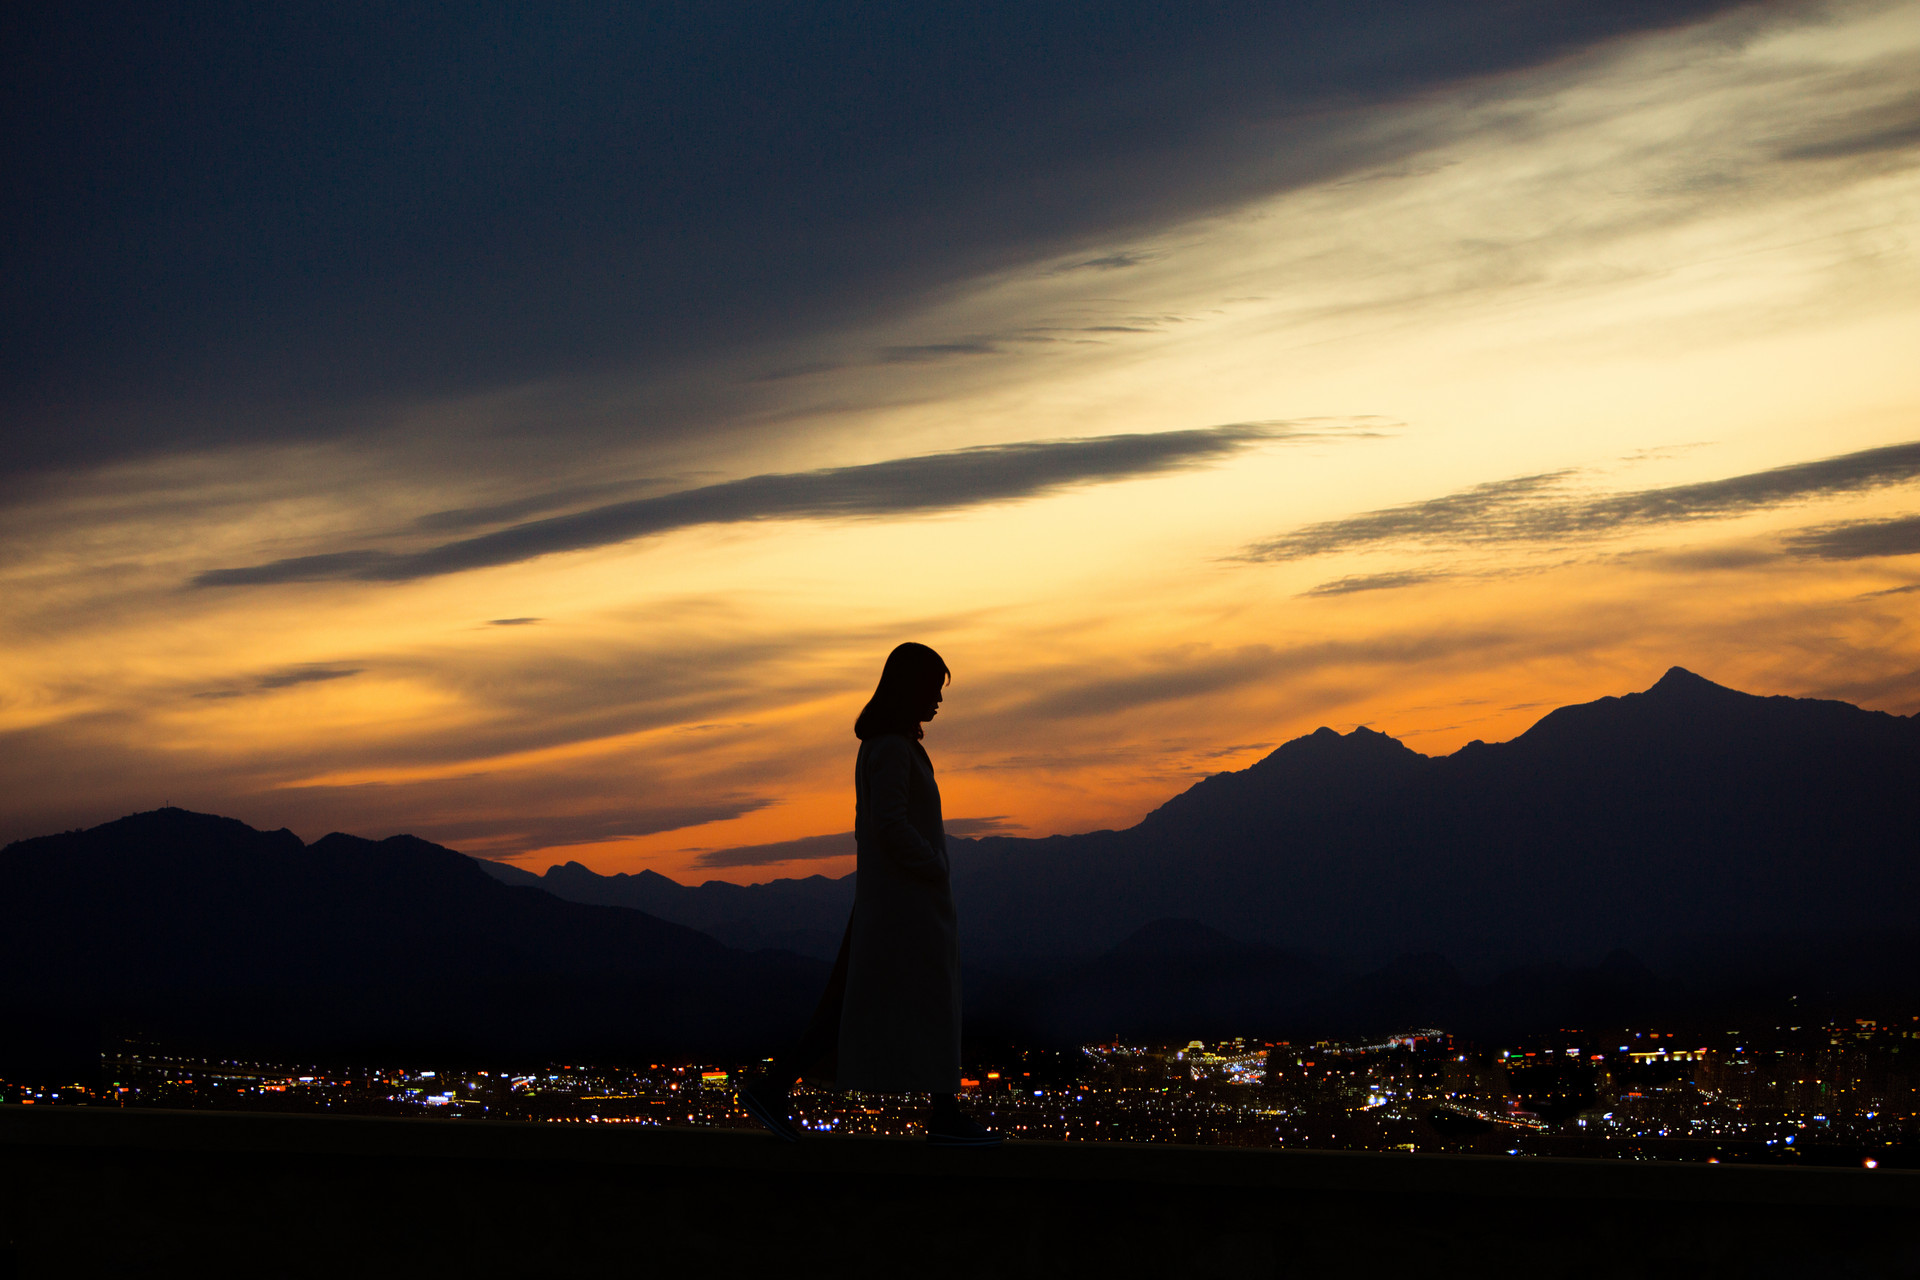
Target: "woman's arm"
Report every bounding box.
[865,736,945,882]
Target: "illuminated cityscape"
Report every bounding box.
[6,1016,1910,1168]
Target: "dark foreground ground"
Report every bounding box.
[2,1104,1915,1279]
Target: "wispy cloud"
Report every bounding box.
[428,803,768,855]
[412,481,663,534]
[694,830,855,869]
[196,423,1294,586]
[1777,87,1920,162]
[879,342,1003,362]
[195,664,365,699]
[945,815,1023,836]
[1017,648,1290,721]
[1630,546,1780,573]
[1242,441,1920,562]
[1059,252,1152,272]
[1245,473,1570,561]
[1783,512,1920,560]
[1299,570,1453,597]
[257,665,364,690]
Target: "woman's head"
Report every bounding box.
[854,642,951,740]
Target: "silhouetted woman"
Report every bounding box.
[742,642,1001,1145]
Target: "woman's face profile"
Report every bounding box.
[915,677,945,724]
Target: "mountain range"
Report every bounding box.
[487,664,1919,960]
[481,859,853,959]
[5,667,1915,1069]
[0,811,825,1076]
[949,666,1920,965]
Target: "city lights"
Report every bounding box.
[0,1014,1903,1167]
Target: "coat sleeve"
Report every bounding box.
[865,736,946,882]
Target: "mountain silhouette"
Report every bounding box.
[0,808,825,1075]
[466,666,1917,1041]
[481,860,853,959]
[944,667,1920,970]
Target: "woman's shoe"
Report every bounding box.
[926,1112,1005,1147]
[739,1077,801,1143]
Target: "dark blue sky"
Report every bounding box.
[4,0,1748,481]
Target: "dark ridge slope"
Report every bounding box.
[0,808,825,1073]
[474,860,855,959]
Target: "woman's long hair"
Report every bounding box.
[854,642,951,741]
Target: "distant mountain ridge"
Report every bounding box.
[489,667,1919,974]
[482,859,853,959]
[947,666,1920,967]
[0,809,825,1075]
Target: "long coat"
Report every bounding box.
[835,732,962,1093]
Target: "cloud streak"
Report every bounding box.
[194,664,366,699]
[256,665,365,690]
[421,803,769,855]
[1784,512,1920,560]
[197,424,1288,586]
[944,816,1023,836]
[1299,570,1454,597]
[694,831,856,869]
[1242,441,1920,561]
[1777,88,1920,162]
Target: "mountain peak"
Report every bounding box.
[10,806,307,858]
[1643,666,1740,699]
[1251,721,1423,771]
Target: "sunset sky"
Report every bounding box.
[5,0,1918,883]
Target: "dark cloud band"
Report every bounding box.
[196,424,1282,586]
[194,664,365,699]
[1784,513,1920,561]
[1299,570,1453,597]
[694,831,856,869]
[1243,440,1920,562]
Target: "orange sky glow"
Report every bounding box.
[4,2,1918,884]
